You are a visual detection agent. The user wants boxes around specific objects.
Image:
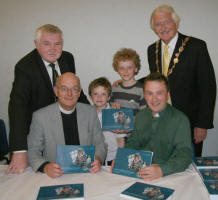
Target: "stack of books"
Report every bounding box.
[194,156,218,200]
[120,182,174,200]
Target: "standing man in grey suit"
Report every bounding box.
[7,24,89,174]
[138,5,216,156]
[28,73,107,178]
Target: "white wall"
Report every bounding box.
[0,0,217,155]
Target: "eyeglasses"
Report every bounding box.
[58,86,81,93]
[154,20,172,28]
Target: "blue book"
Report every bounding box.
[56,145,95,173]
[204,180,218,200]
[36,183,84,200]
[102,108,134,130]
[112,148,153,179]
[120,182,174,200]
[199,169,218,181]
[194,156,218,169]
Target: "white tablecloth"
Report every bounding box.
[0,164,210,200]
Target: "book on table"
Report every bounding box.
[36,183,84,200]
[194,157,218,200]
[56,145,95,173]
[102,108,134,130]
[112,147,153,179]
[194,156,218,169]
[120,182,174,200]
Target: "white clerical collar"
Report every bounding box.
[153,113,160,118]
[58,104,75,114]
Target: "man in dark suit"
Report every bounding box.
[139,5,216,156]
[6,24,89,174]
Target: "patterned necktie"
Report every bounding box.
[49,63,58,86]
[163,44,170,77]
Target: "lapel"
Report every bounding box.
[76,103,87,145]
[35,49,55,94]
[58,52,70,74]
[168,33,185,71]
[50,103,65,145]
[158,41,162,73]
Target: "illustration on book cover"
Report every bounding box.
[70,148,92,170]
[128,153,147,173]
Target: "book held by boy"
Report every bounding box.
[56,145,95,173]
[120,182,174,200]
[102,108,134,130]
[36,183,84,200]
[112,148,153,179]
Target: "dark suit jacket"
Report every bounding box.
[139,33,216,130]
[9,49,89,151]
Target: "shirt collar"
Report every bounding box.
[161,32,178,51]
[42,59,58,68]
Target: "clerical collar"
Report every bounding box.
[58,104,75,114]
[153,113,160,118]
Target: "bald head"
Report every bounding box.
[54,72,81,111]
[56,72,81,88]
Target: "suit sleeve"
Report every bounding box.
[195,41,216,128]
[8,63,32,151]
[27,112,48,172]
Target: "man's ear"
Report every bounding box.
[54,86,58,97]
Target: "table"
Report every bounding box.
[0,164,210,200]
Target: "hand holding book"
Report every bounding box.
[138,165,163,181]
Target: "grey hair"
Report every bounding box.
[34,24,63,44]
[150,5,180,30]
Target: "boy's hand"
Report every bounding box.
[112,130,131,134]
[111,101,121,109]
[112,80,122,87]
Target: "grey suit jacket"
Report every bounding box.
[27,102,107,171]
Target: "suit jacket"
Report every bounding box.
[139,33,216,129]
[9,49,89,151]
[27,102,107,171]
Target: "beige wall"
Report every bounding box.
[0,0,217,155]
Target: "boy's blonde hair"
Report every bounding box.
[88,77,112,97]
[112,48,141,75]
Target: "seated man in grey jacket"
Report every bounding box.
[28,72,107,178]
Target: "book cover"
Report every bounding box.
[120,182,174,200]
[204,180,218,200]
[112,148,153,179]
[102,108,134,130]
[36,183,84,200]
[56,145,95,173]
[199,169,218,181]
[194,156,218,169]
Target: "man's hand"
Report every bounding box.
[112,80,122,87]
[138,165,163,181]
[90,157,101,173]
[44,162,64,178]
[5,152,28,174]
[194,127,207,144]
